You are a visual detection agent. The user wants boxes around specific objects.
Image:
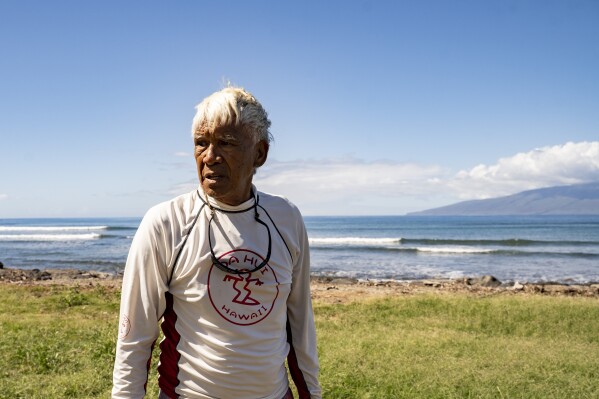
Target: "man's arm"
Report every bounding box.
[112,208,170,398]
[286,217,322,399]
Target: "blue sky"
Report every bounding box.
[1,0,598,217]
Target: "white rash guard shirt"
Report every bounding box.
[112,188,321,399]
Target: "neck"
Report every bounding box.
[199,187,256,210]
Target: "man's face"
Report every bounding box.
[194,124,268,205]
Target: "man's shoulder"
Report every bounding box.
[143,190,197,224]
[256,190,305,228]
[257,190,300,213]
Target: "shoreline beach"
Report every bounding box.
[1,267,598,302]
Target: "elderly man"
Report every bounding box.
[112,87,321,399]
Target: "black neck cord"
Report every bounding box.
[203,190,272,275]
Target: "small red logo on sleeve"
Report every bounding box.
[118,314,131,339]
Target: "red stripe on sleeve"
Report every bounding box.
[286,320,311,398]
[158,292,181,399]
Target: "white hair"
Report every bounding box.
[191,87,272,144]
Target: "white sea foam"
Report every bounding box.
[309,237,401,246]
[0,233,102,241]
[415,246,494,254]
[446,270,467,279]
[0,226,108,232]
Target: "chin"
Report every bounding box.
[201,182,224,198]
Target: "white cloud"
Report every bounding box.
[174,151,192,157]
[450,141,599,199]
[167,180,198,197]
[0,194,7,200]
[170,141,599,215]
[254,157,450,215]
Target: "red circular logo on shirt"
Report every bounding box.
[207,249,279,325]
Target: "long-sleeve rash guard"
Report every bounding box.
[112,188,321,399]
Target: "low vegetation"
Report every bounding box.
[0,284,597,398]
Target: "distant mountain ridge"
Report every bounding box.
[408,181,599,216]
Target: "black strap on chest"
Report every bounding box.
[167,190,273,286]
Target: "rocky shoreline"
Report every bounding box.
[0,267,119,284]
[1,267,598,303]
[311,275,599,303]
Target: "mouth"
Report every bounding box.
[203,171,225,182]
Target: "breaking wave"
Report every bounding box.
[0,233,102,241]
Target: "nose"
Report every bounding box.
[203,143,221,165]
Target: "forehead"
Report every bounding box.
[194,122,248,139]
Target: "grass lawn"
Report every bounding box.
[0,284,597,398]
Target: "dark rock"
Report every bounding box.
[39,271,52,281]
[480,275,502,287]
[465,275,502,287]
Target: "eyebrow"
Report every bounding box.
[194,131,240,142]
[216,132,239,141]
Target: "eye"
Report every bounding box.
[219,139,237,147]
[195,138,208,148]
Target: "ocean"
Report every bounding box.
[1,215,598,284]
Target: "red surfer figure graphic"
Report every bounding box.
[224,272,263,305]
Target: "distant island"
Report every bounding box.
[408,181,599,216]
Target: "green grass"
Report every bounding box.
[0,285,120,398]
[315,295,599,398]
[1,284,598,398]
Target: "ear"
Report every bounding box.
[254,140,269,168]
